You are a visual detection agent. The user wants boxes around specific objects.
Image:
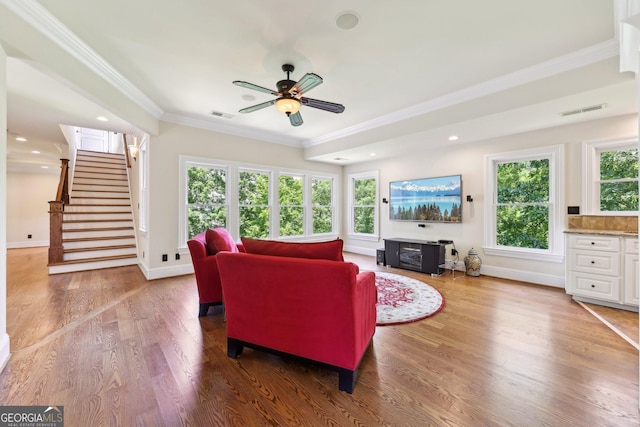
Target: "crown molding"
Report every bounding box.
[0,0,164,118]
[161,113,303,147]
[302,39,620,148]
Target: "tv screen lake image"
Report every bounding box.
[389,175,462,222]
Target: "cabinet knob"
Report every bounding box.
[591,284,596,288]
[590,260,595,264]
[590,242,595,245]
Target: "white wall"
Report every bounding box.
[343,114,638,287]
[7,172,59,248]
[141,121,342,279]
[0,44,10,371]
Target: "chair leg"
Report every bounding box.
[227,338,244,358]
[338,368,356,393]
[198,303,212,317]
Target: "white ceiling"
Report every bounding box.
[1,0,637,171]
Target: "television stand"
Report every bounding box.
[384,238,445,275]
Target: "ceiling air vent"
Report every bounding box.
[560,103,607,117]
[209,110,234,119]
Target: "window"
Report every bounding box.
[311,177,335,234]
[187,165,227,239]
[178,156,338,248]
[484,146,563,261]
[583,138,638,215]
[238,169,271,238]
[279,174,304,237]
[348,171,379,240]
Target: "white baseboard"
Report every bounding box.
[7,241,48,249]
[142,262,194,280]
[344,245,377,257]
[480,264,565,288]
[0,333,10,373]
[344,245,564,288]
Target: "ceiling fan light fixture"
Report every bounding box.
[275,97,301,116]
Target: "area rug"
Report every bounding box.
[375,271,445,325]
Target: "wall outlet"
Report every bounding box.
[175,253,180,260]
[162,254,168,262]
[451,248,457,256]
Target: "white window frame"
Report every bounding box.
[278,172,306,238]
[582,136,638,216]
[310,175,337,237]
[178,158,230,249]
[238,167,273,239]
[178,155,339,249]
[483,145,564,262]
[347,171,379,241]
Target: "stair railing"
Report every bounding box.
[123,134,132,168]
[48,158,69,264]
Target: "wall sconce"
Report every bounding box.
[129,137,139,161]
[466,195,473,202]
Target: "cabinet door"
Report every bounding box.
[568,250,620,276]
[385,241,400,267]
[569,271,621,302]
[624,253,639,306]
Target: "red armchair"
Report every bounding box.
[216,251,377,393]
[187,228,244,316]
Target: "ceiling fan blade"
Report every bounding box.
[233,80,278,96]
[289,73,323,95]
[300,97,345,113]
[238,99,276,113]
[289,112,303,127]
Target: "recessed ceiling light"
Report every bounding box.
[336,12,360,30]
[41,166,49,169]
[32,150,40,154]
[333,157,349,161]
[15,137,27,142]
[448,135,459,141]
[370,153,377,156]
[96,116,108,122]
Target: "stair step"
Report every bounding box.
[71,191,131,199]
[69,197,131,204]
[50,253,137,266]
[63,228,135,239]
[64,235,135,242]
[64,205,131,213]
[62,213,133,221]
[63,226,134,232]
[74,170,128,178]
[48,256,138,274]
[77,150,125,159]
[64,244,136,254]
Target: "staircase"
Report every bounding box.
[48,150,138,274]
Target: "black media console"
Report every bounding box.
[383,238,445,275]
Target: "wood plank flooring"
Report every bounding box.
[0,247,638,426]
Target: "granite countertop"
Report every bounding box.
[564,229,638,237]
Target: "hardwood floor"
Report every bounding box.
[0,247,638,426]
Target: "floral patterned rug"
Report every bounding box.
[375,271,445,325]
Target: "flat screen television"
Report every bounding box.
[389,174,462,223]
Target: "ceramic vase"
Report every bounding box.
[464,248,482,277]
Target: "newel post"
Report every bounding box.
[48,201,64,264]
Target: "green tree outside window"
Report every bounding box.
[187,166,227,238]
[353,178,376,234]
[496,159,549,249]
[239,170,270,238]
[279,174,304,237]
[312,178,333,234]
[599,148,639,212]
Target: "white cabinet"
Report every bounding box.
[565,233,638,311]
[623,238,639,306]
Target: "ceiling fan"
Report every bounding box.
[233,64,345,127]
